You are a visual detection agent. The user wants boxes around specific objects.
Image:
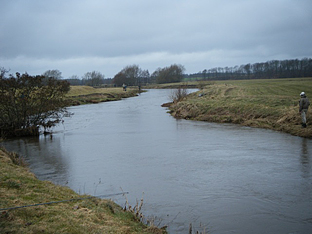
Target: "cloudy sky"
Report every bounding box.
[1,0,312,78]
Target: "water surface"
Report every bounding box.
[2,89,312,234]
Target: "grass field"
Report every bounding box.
[0,148,165,234]
[167,78,312,138]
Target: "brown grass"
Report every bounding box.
[66,86,143,105]
[167,78,312,138]
[0,148,166,234]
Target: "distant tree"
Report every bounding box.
[0,71,70,138]
[102,78,113,85]
[196,58,312,81]
[113,65,144,86]
[155,64,185,84]
[151,68,161,82]
[244,64,251,79]
[202,69,207,80]
[66,75,82,85]
[0,67,9,79]
[82,71,105,87]
[141,69,150,85]
[69,75,80,80]
[113,72,127,87]
[43,69,62,79]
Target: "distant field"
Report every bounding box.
[217,78,312,97]
[66,86,128,97]
[65,86,141,105]
[168,78,312,138]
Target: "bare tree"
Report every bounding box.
[43,69,62,79]
[82,71,105,87]
[155,64,185,84]
[113,65,144,86]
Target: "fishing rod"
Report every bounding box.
[0,192,128,211]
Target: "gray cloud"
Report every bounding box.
[1,0,312,78]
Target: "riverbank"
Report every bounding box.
[66,86,143,105]
[0,147,166,234]
[164,78,312,138]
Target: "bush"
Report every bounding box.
[0,71,70,138]
[170,85,188,103]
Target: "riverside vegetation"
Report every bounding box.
[163,78,312,138]
[0,147,166,234]
[66,86,143,106]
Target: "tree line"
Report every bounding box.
[64,64,185,87]
[186,58,312,80]
[63,58,312,86]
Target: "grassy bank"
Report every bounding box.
[166,78,312,138]
[66,86,142,105]
[0,148,165,234]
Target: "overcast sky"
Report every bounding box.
[1,0,312,78]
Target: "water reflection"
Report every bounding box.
[300,138,310,178]
[2,136,69,185]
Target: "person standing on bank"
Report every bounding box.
[299,92,310,128]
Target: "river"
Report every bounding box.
[2,89,312,234]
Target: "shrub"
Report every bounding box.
[170,85,188,103]
[0,71,70,138]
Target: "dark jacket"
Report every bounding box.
[299,96,310,112]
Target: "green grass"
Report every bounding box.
[167,78,312,138]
